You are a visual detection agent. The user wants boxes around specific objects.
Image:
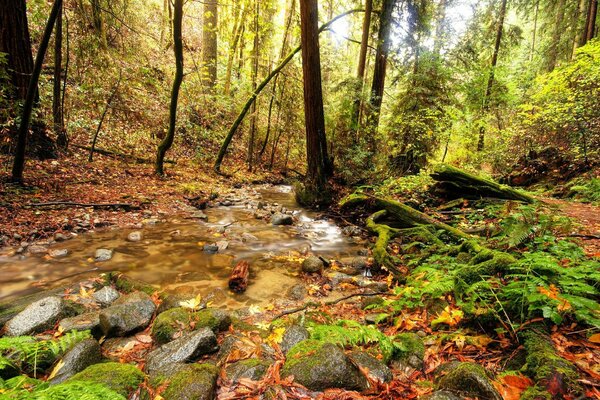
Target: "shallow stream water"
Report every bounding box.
[0,185,365,308]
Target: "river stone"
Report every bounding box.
[203,244,219,254]
[127,231,143,242]
[271,213,293,226]
[225,359,270,382]
[282,340,368,392]
[5,296,65,336]
[348,350,392,383]
[59,311,100,335]
[93,286,120,306]
[285,284,307,301]
[28,245,48,255]
[280,325,310,354]
[94,248,113,262]
[50,339,102,384]
[152,307,231,344]
[391,333,425,372]
[145,328,218,374]
[216,240,229,251]
[161,363,219,400]
[302,256,324,273]
[436,362,502,400]
[329,272,354,286]
[99,291,156,336]
[49,248,69,258]
[420,391,463,400]
[241,232,258,242]
[68,362,145,397]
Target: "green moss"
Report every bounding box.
[162,364,218,400]
[69,362,145,397]
[152,308,231,344]
[393,333,425,364]
[522,331,578,389]
[4,375,46,390]
[110,273,158,295]
[520,385,552,400]
[285,339,323,365]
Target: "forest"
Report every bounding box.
[0,0,599,399]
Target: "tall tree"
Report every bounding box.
[202,0,218,89]
[547,0,566,71]
[299,0,331,199]
[582,0,598,44]
[365,0,395,135]
[351,0,373,131]
[477,0,507,151]
[90,0,108,49]
[0,0,36,102]
[11,0,63,183]
[224,1,246,96]
[53,2,67,148]
[247,0,259,170]
[155,0,184,175]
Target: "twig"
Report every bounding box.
[25,201,139,210]
[568,233,600,240]
[271,291,387,320]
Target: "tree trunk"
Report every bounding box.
[547,0,566,72]
[155,0,184,176]
[247,0,259,171]
[228,261,250,293]
[530,0,539,61]
[90,0,108,49]
[11,0,63,183]
[53,3,66,148]
[224,2,246,96]
[433,0,447,57]
[300,0,331,196]
[572,0,587,57]
[477,0,507,152]
[583,0,598,43]
[351,0,372,132]
[0,0,37,102]
[365,0,394,136]
[202,0,218,89]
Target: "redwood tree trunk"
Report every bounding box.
[0,0,37,102]
[351,0,372,132]
[299,0,331,191]
[547,0,566,72]
[202,0,218,89]
[583,0,598,43]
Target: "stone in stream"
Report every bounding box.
[48,248,69,258]
[127,231,143,242]
[435,362,502,400]
[99,291,156,336]
[67,362,145,397]
[145,328,218,374]
[54,233,69,241]
[28,245,48,255]
[94,248,113,262]
[348,350,392,383]
[93,286,120,307]
[203,244,219,254]
[281,340,368,392]
[241,232,258,242]
[285,284,307,301]
[280,324,310,354]
[391,333,425,372]
[59,311,101,335]
[152,307,231,344]
[271,213,293,226]
[5,296,65,336]
[156,363,219,400]
[301,256,324,273]
[50,339,102,384]
[225,359,270,382]
[216,240,229,252]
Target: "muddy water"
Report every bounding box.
[0,186,366,308]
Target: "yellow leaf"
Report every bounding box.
[453,334,466,350]
[48,360,64,380]
[431,306,463,327]
[179,294,203,311]
[267,327,286,346]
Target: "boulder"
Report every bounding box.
[99,291,156,336]
[391,333,425,372]
[5,296,65,336]
[94,248,113,262]
[203,244,219,254]
[435,362,502,400]
[93,286,120,307]
[50,339,102,384]
[145,328,218,374]
[271,213,293,226]
[59,311,100,335]
[282,340,368,392]
[280,325,310,354]
[285,284,307,301]
[68,362,145,397]
[348,350,392,383]
[225,359,270,382]
[301,256,324,273]
[152,307,231,344]
[161,364,219,400]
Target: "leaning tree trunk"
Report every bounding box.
[155,0,183,176]
[11,0,63,183]
[90,0,108,49]
[0,0,37,103]
[477,0,507,152]
[202,0,218,89]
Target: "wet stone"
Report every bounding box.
[50,339,102,384]
[49,248,69,258]
[127,231,143,242]
[280,324,310,354]
[286,284,307,301]
[5,296,65,336]
[271,213,293,226]
[59,311,100,335]
[160,363,219,400]
[54,233,69,241]
[203,244,219,254]
[94,248,113,262]
[146,328,218,374]
[28,245,48,255]
[302,256,324,273]
[99,291,156,336]
[225,359,270,382]
[348,350,392,383]
[436,362,502,400]
[420,391,463,400]
[93,286,120,307]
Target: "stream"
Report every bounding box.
[0,185,367,308]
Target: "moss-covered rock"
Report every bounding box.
[109,273,158,296]
[68,362,145,397]
[282,340,368,392]
[435,362,502,400]
[520,385,553,400]
[392,333,425,370]
[152,307,231,344]
[161,363,219,400]
[225,358,270,382]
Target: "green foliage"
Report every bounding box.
[499,204,572,248]
[0,378,125,400]
[568,178,600,203]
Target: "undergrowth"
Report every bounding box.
[0,377,125,400]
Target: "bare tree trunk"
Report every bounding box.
[0,0,37,102]
[155,0,183,176]
[11,0,63,183]
[572,0,587,57]
[202,0,218,89]
[300,0,331,194]
[477,0,507,152]
[224,2,246,96]
[247,0,259,171]
[530,0,539,61]
[583,0,598,43]
[351,0,372,132]
[89,71,121,162]
[54,3,67,148]
[547,0,566,72]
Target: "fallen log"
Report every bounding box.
[431,164,535,203]
[25,201,139,210]
[228,261,250,293]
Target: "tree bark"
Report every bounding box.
[224,1,246,96]
[477,0,507,152]
[11,0,63,183]
[300,0,331,192]
[247,0,259,171]
[365,0,394,135]
[228,261,250,293]
[202,0,218,89]
[155,0,184,176]
[90,0,108,49]
[89,71,121,162]
[547,0,566,72]
[53,3,67,148]
[351,0,372,132]
[530,0,539,61]
[583,0,598,43]
[433,0,447,57]
[0,0,37,102]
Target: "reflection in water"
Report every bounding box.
[0,185,364,308]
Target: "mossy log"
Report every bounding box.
[431,164,535,203]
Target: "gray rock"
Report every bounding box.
[271,213,293,226]
[50,339,102,384]
[191,211,208,221]
[241,232,258,242]
[161,363,219,400]
[94,248,113,262]
[285,284,307,301]
[49,248,69,258]
[28,245,48,255]
[203,244,219,254]
[360,296,384,310]
[127,231,143,242]
[348,351,392,383]
[420,391,462,400]
[5,296,65,336]
[355,278,388,292]
[391,333,425,372]
[436,362,502,400]
[146,328,218,374]
[280,325,310,354]
[225,359,270,382]
[351,256,369,270]
[54,233,69,242]
[99,291,156,336]
[93,286,120,306]
[302,256,324,273]
[329,272,354,286]
[282,340,368,391]
[59,312,100,334]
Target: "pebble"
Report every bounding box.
[127,231,143,242]
[49,249,69,258]
[94,248,113,262]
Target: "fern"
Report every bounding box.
[0,380,125,400]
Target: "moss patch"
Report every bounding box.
[162,363,219,400]
[68,362,144,397]
[152,308,231,344]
